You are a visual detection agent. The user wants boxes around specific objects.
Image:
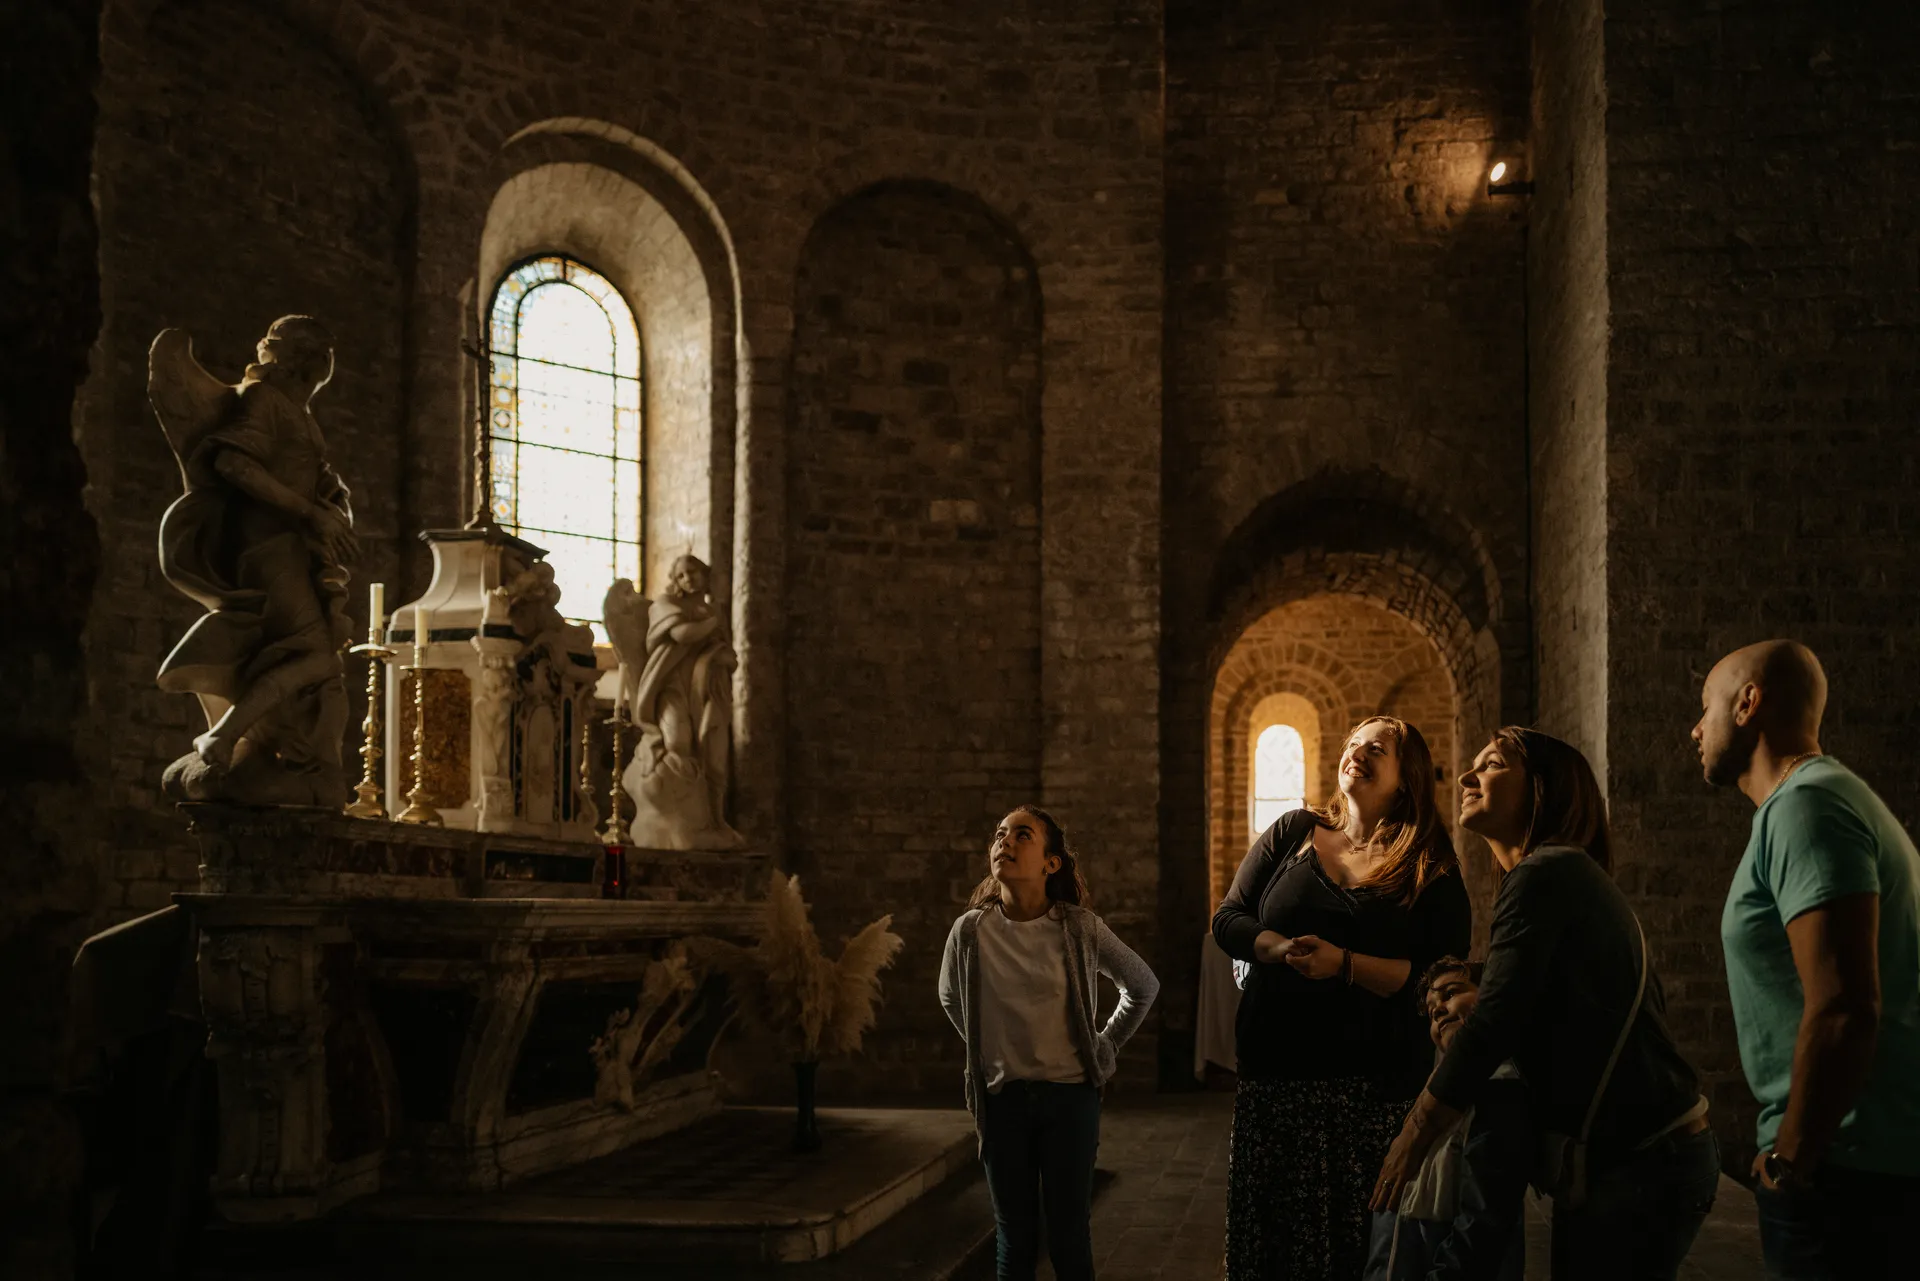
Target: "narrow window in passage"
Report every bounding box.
[1251,722,1307,836]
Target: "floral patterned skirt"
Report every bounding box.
[1226,1076,1414,1281]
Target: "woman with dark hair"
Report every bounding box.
[1213,716,1472,1279]
[1372,728,1717,1281]
[938,806,1159,1281]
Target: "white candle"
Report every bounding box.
[369,582,385,640]
[415,604,432,653]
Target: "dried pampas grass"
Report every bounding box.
[694,869,903,1063]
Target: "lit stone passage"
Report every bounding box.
[1208,593,1460,906]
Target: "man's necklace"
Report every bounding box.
[1763,752,1822,803]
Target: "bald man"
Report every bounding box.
[1693,640,1920,1280]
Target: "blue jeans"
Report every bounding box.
[1550,1127,1720,1280]
[979,1079,1100,1281]
[1754,1163,1920,1280]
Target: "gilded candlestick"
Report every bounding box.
[575,693,600,831]
[600,708,632,846]
[394,606,443,826]
[343,629,395,820]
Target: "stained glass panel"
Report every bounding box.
[486,255,643,640]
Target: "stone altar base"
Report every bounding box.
[174,802,767,1226]
[335,1107,977,1266]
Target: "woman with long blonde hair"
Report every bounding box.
[1213,716,1471,1280]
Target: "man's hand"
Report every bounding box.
[308,504,360,564]
[1283,933,1344,981]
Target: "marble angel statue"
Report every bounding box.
[602,556,742,849]
[148,317,358,805]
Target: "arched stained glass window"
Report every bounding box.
[488,254,642,640]
[1252,723,1307,836]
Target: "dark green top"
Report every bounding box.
[1721,757,1920,1175]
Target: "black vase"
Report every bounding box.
[792,1060,822,1152]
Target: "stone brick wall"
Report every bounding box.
[76,0,412,925]
[0,2,103,1274]
[1525,0,1609,769]
[1597,1,1920,1167]
[77,0,1167,1095]
[1163,0,1530,622]
[1159,0,1529,1079]
[785,184,1042,1092]
[66,0,1918,1139]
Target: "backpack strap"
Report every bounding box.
[1579,914,1649,1146]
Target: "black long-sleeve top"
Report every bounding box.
[1427,845,1701,1165]
[1212,809,1472,1094]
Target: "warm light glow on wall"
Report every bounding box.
[1488,161,1508,184]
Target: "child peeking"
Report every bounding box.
[1366,957,1530,1281]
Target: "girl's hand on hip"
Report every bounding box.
[1282,934,1343,980]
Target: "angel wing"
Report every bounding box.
[603,579,649,670]
[603,579,650,715]
[147,329,235,487]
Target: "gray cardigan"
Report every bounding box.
[938,903,1159,1144]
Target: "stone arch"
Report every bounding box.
[783,179,1043,1094]
[1207,639,1351,901]
[478,135,737,601]
[1206,597,1468,906]
[773,156,1053,316]
[1160,471,1511,1077]
[473,120,774,841]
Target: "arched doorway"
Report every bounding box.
[1162,469,1519,1086]
[1208,595,1461,904]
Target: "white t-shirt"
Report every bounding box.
[977,906,1087,1091]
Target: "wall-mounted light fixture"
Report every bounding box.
[1487,161,1533,197]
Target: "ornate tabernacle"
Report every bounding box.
[175,804,766,1223]
[383,526,602,840]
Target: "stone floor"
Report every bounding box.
[1040,1092,1764,1281]
[200,1092,1765,1279]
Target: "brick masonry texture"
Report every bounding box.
[1594,2,1920,1167]
[0,3,104,1276]
[1207,595,1478,930]
[77,0,412,921]
[25,2,1919,1204]
[1157,0,1530,1076]
[785,184,1043,1093]
[1526,0,1609,774]
[73,0,1166,1098]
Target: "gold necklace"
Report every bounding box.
[1763,752,1822,802]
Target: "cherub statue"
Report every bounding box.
[605,556,742,849]
[148,317,358,805]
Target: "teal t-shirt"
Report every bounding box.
[1720,757,1920,1175]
